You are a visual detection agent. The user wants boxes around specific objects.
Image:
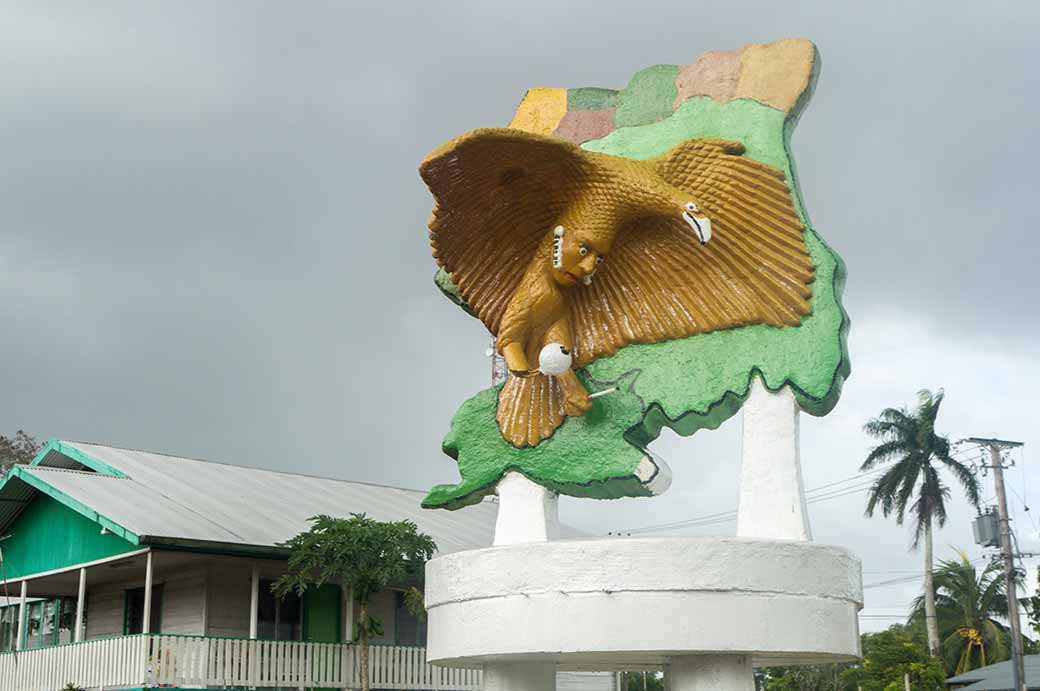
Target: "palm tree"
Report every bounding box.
[909,551,1010,675]
[861,389,980,659]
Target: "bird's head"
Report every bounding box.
[681,200,712,245]
[593,161,714,246]
[640,183,712,246]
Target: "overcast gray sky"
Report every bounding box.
[2,1,1038,633]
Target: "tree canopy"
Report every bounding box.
[861,390,979,544]
[762,625,947,691]
[908,551,1015,675]
[272,513,436,691]
[0,431,40,473]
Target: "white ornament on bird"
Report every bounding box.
[538,342,616,398]
[537,343,572,376]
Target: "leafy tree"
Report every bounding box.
[621,671,664,691]
[0,431,40,473]
[760,662,851,691]
[909,551,1015,675]
[272,513,436,691]
[860,390,980,658]
[762,626,946,691]
[839,625,947,691]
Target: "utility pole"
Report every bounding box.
[968,437,1025,691]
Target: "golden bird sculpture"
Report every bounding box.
[420,127,815,448]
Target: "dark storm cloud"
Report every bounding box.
[2,0,1038,588]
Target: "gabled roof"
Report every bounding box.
[0,440,502,556]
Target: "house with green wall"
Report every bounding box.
[0,439,500,691]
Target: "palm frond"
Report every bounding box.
[865,464,913,519]
[860,439,915,471]
[936,448,981,508]
[864,407,915,440]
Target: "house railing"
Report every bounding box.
[0,633,483,691]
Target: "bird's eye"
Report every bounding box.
[686,202,698,212]
[578,245,588,256]
[595,256,603,265]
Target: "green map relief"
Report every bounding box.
[424,74,849,511]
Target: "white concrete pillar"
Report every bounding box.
[668,655,754,691]
[75,567,86,642]
[493,472,560,546]
[736,378,812,541]
[142,551,153,634]
[249,564,260,639]
[483,662,556,691]
[15,580,26,651]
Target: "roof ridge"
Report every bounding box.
[63,440,432,495]
[26,466,130,479]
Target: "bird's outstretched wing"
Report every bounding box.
[568,138,814,366]
[420,128,594,335]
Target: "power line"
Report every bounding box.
[615,442,998,536]
[862,556,988,589]
[617,469,886,535]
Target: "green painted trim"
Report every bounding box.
[0,466,140,544]
[0,632,147,657]
[31,438,127,477]
[0,492,139,581]
[139,537,290,560]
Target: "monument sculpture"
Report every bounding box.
[418,39,862,691]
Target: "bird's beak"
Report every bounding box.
[683,212,712,245]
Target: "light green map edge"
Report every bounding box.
[425,52,850,510]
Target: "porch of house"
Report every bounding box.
[0,548,481,691]
[0,633,480,690]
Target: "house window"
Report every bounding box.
[26,600,56,649]
[8,597,79,650]
[57,598,77,644]
[257,579,301,641]
[125,585,163,634]
[0,606,16,652]
[394,591,426,646]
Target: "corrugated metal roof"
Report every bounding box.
[947,655,1040,690]
[14,440,502,555]
[0,473,36,535]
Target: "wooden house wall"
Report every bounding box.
[81,553,401,644]
[85,564,206,639]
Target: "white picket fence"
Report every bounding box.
[0,635,147,691]
[0,634,483,691]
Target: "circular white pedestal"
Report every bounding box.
[425,537,862,670]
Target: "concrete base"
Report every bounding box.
[484,662,557,691]
[669,655,754,691]
[426,537,862,669]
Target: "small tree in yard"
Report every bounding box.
[272,513,436,691]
